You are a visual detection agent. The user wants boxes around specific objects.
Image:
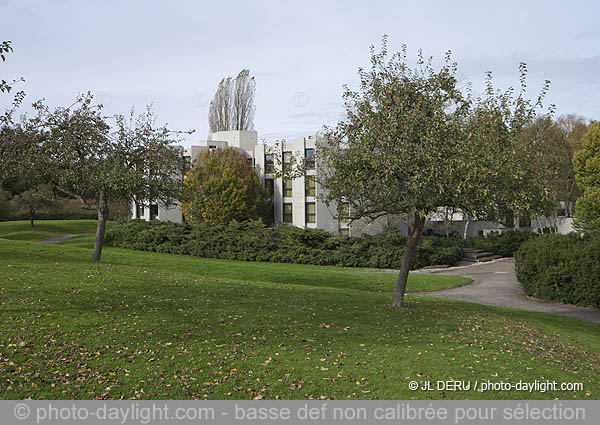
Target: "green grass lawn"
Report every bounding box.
[0,220,470,293]
[0,220,599,400]
[0,219,99,241]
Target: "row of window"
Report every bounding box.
[135,204,159,220]
[264,148,315,174]
[283,202,316,224]
[281,175,315,197]
[279,198,350,227]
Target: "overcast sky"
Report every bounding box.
[1,0,599,146]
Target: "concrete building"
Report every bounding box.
[258,134,348,234]
[133,130,576,237]
[132,130,350,234]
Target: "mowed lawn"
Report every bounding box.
[0,220,469,293]
[0,219,99,241]
[0,220,599,400]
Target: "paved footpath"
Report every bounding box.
[412,258,600,325]
[38,234,85,244]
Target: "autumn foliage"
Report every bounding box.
[181,147,272,225]
[573,122,600,233]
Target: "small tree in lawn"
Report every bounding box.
[1,123,57,224]
[318,39,554,308]
[13,184,57,226]
[0,124,40,195]
[30,94,189,261]
[573,122,600,234]
[181,147,272,225]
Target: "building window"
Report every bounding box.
[339,202,350,221]
[150,204,159,220]
[518,216,531,228]
[136,204,144,219]
[305,202,316,223]
[265,154,274,174]
[305,175,315,197]
[339,228,349,237]
[305,148,315,170]
[283,179,293,197]
[283,151,292,171]
[283,203,293,223]
[505,211,515,227]
[264,178,274,195]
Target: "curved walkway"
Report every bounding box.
[412,258,600,325]
[38,234,86,244]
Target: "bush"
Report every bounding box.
[515,233,600,307]
[465,230,536,257]
[105,220,465,270]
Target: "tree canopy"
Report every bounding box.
[318,39,554,307]
[518,116,577,223]
[573,122,600,233]
[181,147,272,225]
[1,40,25,126]
[25,94,188,261]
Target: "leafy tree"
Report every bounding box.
[208,69,256,133]
[0,185,10,219]
[13,184,57,226]
[181,147,272,225]
[1,41,27,183]
[318,39,554,307]
[573,122,600,233]
[28,94,188,261]
[558,114,590,153]
[1,40,25,125]
[0,123,47,223]
[556,114,590,215]
[518,117,574,228]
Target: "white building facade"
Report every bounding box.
[133,130,576,237]
[132,130,350,234]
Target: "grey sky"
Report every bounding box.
[1,0,599,146]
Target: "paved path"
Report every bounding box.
[412,258,600,325]
[38,234,86,244]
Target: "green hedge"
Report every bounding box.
[105,220,464,270]
[515,233,600,307]
[465,229,536,257]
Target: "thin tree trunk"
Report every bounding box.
[391,215,426,308]
[92,193,108,262]
[30,210,34,227]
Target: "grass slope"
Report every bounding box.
[0,220,471,293]
[0,236,598,400]
[0,220,98,241]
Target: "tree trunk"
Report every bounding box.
[92,193,109,262]
[30,211,34,227]
[391,215,426,308]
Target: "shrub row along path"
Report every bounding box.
[412,258,600,325]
